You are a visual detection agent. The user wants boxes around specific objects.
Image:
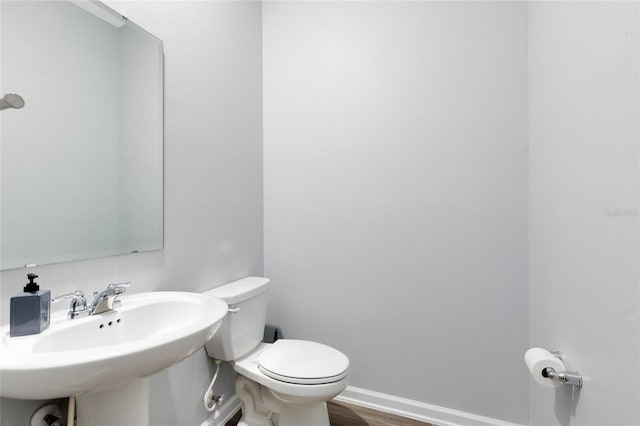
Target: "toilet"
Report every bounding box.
[204,277,350,426]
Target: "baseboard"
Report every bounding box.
[201,394,241,426]
[334,386,523,426]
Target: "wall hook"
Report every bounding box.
[0,93,25,111]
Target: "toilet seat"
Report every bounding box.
[234,342,349,400]
[257,340,349,385]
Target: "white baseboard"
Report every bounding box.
[334,386,523,426]
[201,394,241,426]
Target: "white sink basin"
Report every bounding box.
[0,291,228,400]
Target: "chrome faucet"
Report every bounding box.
[89,282,130,315]
[53,282,130,319]
[52,290,88,319]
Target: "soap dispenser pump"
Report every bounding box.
[10,273,51,337]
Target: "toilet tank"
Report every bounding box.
[203,277,270,361]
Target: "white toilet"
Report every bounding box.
[204,277,350,426]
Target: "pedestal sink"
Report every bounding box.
[0,291,228,426]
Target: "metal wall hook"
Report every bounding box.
[0,93,25,111]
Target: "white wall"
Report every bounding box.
[528,2,639,426]
[263,2,529,423]
[0,1,263,425]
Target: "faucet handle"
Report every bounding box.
[52,290,88,319]
[108,281,131,294]
[52,290,85,303]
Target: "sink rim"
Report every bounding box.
[0,291,228,398]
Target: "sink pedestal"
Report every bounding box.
[76,378,149,426]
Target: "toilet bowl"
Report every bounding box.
[203,277,349,426]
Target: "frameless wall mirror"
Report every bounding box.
[1,0,164,270]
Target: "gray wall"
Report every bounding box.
[263,2,529,423]
[0,1,263,425]
[528,2,640,425]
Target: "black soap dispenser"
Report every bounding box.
[10,273,51,337]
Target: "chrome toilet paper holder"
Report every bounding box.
[545,351,583,388]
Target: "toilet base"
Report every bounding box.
[235,375,331,426]
[268,401,330,426]
[235,375,273,426]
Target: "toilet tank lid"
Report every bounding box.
[203,276,270,304]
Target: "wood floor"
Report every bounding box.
[225,400,433,426]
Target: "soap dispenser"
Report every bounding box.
[10,273,51,337]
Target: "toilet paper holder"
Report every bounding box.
[545,351,583,388]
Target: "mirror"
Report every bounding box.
[1,0,164,270]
